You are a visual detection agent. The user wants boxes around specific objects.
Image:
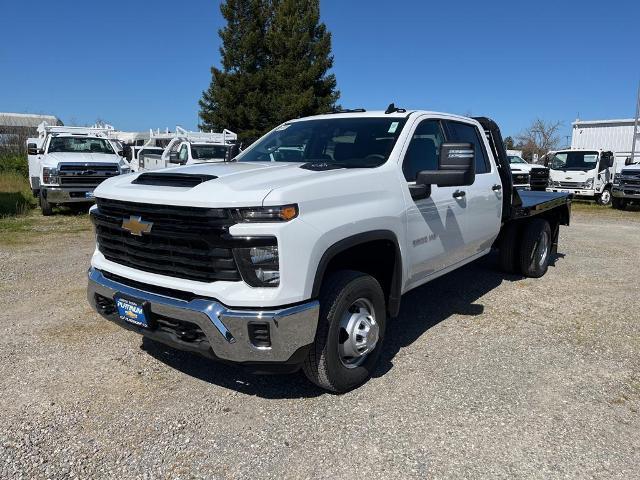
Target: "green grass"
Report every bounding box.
[0,209,92,245]
[0,152,29,178]
[0,172,36,216]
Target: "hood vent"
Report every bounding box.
[132,172,217,187]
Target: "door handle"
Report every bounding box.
[492,184,502,191]
[453,190,466,199]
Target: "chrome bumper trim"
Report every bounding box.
[43,187,95,203]
[87,267,319,363]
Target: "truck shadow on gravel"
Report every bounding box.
[143,253,540,398]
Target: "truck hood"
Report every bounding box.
[42,152,121,167]
[95,161,325,207]
[549,168,594,182]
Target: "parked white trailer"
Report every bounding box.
[571,118,640,173]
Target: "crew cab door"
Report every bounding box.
[401,118,470,285]
[443,120,502,258]
[402,117,502,288]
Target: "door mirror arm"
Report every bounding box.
[409,182,431,200]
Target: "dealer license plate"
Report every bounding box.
[115,295,149,328]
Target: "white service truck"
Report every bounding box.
[140,127,239,171]
[27,124,130,215]
[546,149,615,205]
[87,108,571,392]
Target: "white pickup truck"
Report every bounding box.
[87,109,571,392]
[612,159,640,209]
[27,124,130,215]
[546,149,615,205]
[507,154,549,191]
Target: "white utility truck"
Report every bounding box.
[87,108,571,392]
[27,123,130,215]
[139,127,239,171]
[612,159,640,209]
[507,154,549,191]
[546,149,615,205]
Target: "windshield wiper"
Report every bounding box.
[300,161,382,171]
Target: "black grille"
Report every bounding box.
[58,163,119,187]
[92,198,242,283]
[60,176,111,187]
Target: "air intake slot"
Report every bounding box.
[132,173,217,187]
[248,323,271,348]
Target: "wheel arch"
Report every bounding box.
[311,230,403,317]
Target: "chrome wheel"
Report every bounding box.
[338,298,379,368]
[599,189,611,205]
[533,230,549,268]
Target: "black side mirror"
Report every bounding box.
[27,143,38,155]
[417,142,475,187]
[625,157,633,166]
[117,150,124,157]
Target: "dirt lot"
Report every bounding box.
[1,206,639,479]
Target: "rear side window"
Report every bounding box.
[445,121,490,174]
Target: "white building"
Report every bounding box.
[571,118,639,168]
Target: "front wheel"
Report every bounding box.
[612,197,627,210]
[39,190,53,216]
[596,188,612,206]
[303,270,386,393]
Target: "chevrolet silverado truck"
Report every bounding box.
[508,154,549,191]
[612,159,640,209]
[87,108,571,392]
[27,123,130,215]
[546,149,615,205]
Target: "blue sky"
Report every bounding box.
[1,0,638,142]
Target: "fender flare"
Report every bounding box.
[311,230,403,317]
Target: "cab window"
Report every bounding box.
[402,120,445,181]
[445,121,490,174]
[178,144,188,161]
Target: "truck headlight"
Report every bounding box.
[585,178,594,189]
[234,245,280,287]
[42,167,59,185]
[238,204,298,222]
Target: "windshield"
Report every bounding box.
[508,155,527,164]
[191,144,229,160]
[550,151,599,171]
[237,117,408,167]
[48,136,114,154]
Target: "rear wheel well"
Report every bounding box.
[313,234,401,317]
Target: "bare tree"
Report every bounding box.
[516,119,562,163]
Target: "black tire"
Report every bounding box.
[612,197,626,210]
[498,222,520,274]
[39,190,53,216]
[303,270,386,393]
[518,219,552,278]
[596,188,612,206]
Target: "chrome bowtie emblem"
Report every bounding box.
[122,215,153,236]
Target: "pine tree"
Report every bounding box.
[198,0,271,143]
[199,0,339,144]
[266,0,339,124]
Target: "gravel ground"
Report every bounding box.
[0,208,639,479]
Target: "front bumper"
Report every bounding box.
[87,268,319,364]
[547,187,595,197]
[612,185,640,199]
[43,187,95,203]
